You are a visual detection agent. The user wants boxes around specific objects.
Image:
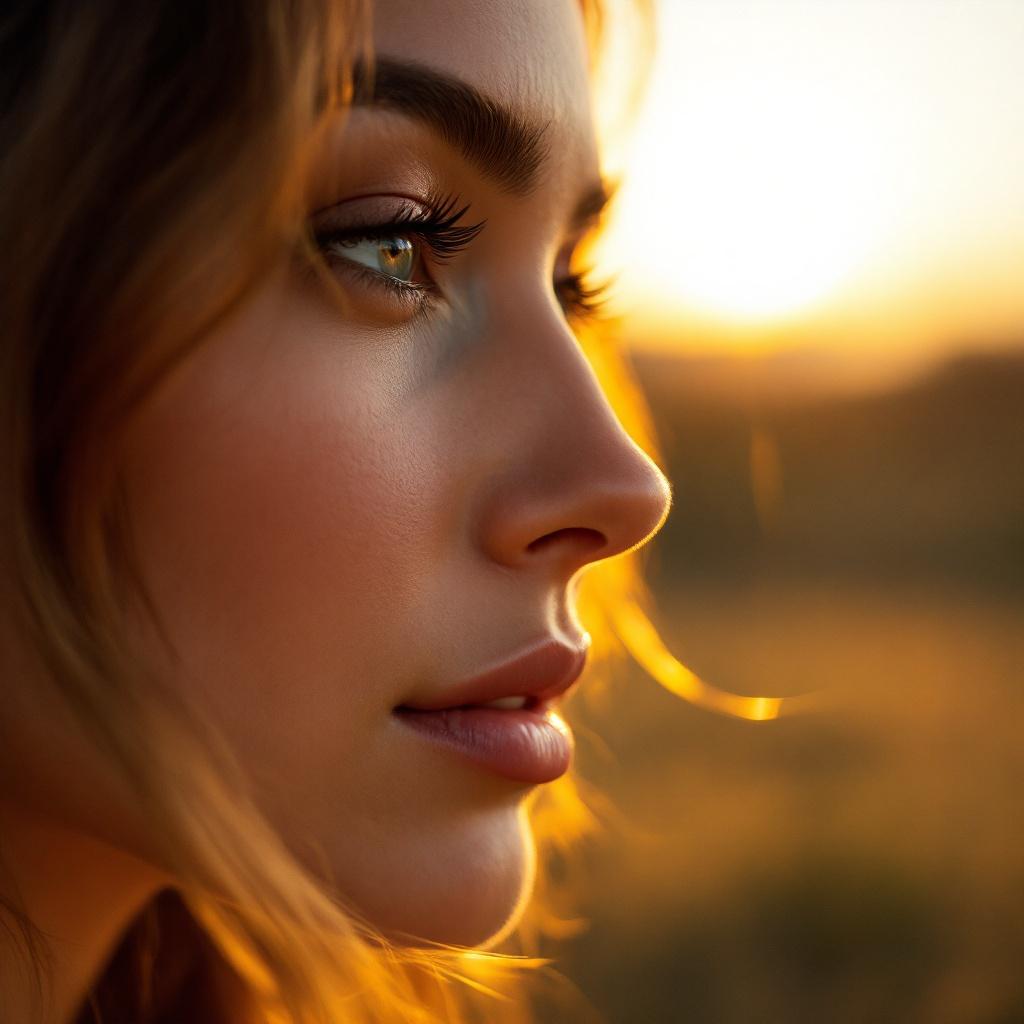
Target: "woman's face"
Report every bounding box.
[116,0,670,948]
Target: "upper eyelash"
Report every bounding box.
[312,192,486,266]
[558,270,611,322]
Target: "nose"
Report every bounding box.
[476,315,672,579]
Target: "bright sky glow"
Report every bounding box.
[596,0,1024,364]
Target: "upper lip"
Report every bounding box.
[396,637,590,712]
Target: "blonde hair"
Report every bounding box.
[0,2,665,1021]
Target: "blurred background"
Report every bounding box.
[541,1,1024,1021]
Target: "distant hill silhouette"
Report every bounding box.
[631,348,1024,590]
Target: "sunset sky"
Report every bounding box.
[597,0,1024,379]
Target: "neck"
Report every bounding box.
[0,802,169,1024]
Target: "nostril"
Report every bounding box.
[526,526,605,557]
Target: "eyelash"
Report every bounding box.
[313,193,485,289]
[557,270,610,323]
[311,192,609,323]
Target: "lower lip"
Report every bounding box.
[392,706,574,784]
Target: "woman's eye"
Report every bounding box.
[328,235,416,283]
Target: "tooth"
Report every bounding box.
[478,696,528,710]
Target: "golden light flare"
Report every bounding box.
[593,0,1024,355]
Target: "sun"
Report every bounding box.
[594,2,893,328]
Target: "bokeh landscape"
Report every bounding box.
[541,346,1024,1023]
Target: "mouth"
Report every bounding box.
[391,638,588,784]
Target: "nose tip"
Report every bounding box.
[480,429,673,576]
[530,448,670,554]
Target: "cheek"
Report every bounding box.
[119,310,445,779]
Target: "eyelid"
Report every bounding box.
[553,227,593,283]
[311,192,485,270]
[312,190,483,236]
[553,220,612,324]
[310,193,431,231]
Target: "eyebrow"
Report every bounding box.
[352,57,550,197]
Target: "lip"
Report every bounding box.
[396,638,590,714]
[393,705,575,784]
[392,638,590,784]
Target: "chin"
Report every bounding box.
[339,805,538,950]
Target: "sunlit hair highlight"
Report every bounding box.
[0,1,712,1022]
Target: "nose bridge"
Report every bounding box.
[476,306,672,575]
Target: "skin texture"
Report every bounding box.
[0,1,670,1019]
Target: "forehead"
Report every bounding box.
[369,0,597,175]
